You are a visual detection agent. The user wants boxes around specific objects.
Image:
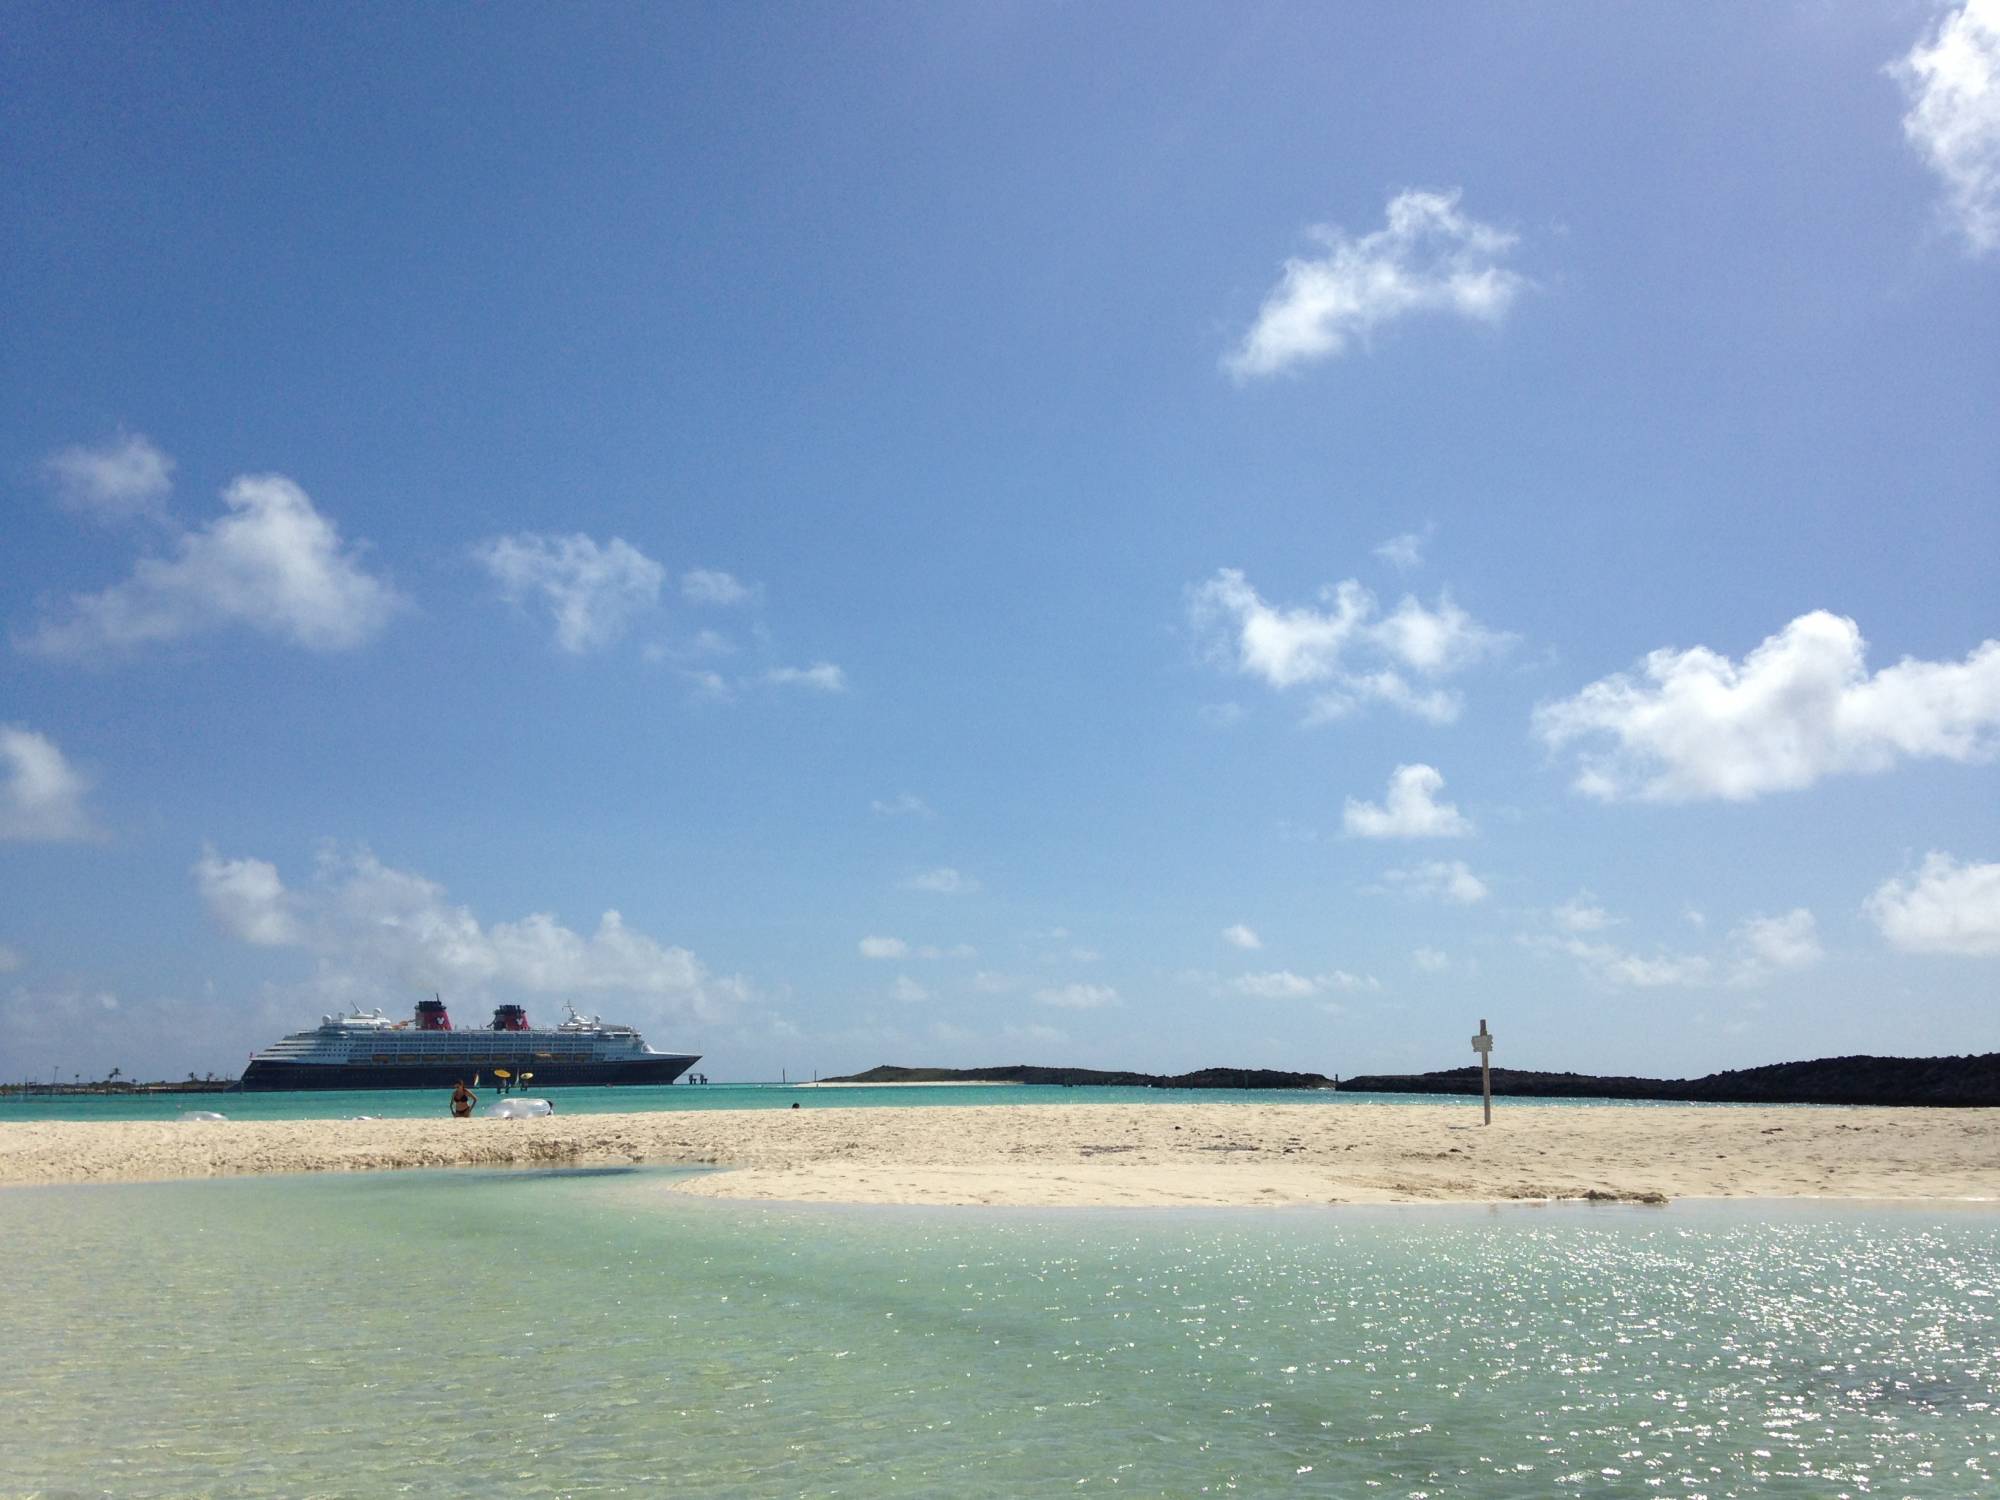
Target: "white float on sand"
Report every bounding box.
[482,1097,554,1119]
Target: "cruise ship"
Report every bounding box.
[237,998,701,1090]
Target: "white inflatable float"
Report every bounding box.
[482,1097,554,1118]
[178,1110,228,1123]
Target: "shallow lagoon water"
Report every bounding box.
[2,1171,1994,1497]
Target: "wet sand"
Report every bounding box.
[3,1101,1997,1206]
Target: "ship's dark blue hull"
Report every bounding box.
[236,1055,700,1091]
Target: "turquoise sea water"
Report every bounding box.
[0,1082,1750,1123]
[2,1170,1993,1497]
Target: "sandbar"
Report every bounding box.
[4,1102,1997,1206]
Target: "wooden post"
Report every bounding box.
[1471,1018,1494,1125]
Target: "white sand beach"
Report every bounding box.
[3,1101,1997,1206]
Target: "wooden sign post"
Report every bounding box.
[1471,1018,1494,1125]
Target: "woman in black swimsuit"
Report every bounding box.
[450,1081,475,1118]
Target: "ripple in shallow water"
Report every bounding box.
[0,1175,1993,1497]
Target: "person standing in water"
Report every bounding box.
[450,1081,475,1118]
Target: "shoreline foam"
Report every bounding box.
[4,1101,1998,1206]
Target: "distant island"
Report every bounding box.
[824,1064,1338,1089]
[1336,1054,2000,1108]
[826,1053,2000,1107]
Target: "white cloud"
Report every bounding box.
[1190,570,1369,690]
[24,474,402,656]
[193,849,304,946]
[475,532,664,653]
[1526,903,1822,990]
[192,844,746,1021]
[1381,859,1489,905]
[1866,852,2000,956]
[1535,611,2000,802]
[1225,188,1529,380]
[1730,908,1823,984]
[972,971,1022,994]
[1307,670,1461,726]
[680,668,734,702]
[1189,568,1509,725]
[1412,948,1451,974]
[765,662,847,693]
[1034,982,1119,1009]
[681,569,757,606]
[1891,0,2000,254]
[905,866,979,894]
[1230,969,1317,999]
[1373,526,1434,573]
[1553,893,1616,933]
[1222,923,1262,950]
[44,433,175,524]
[889,975,929,1003]
[858,935,908,960]
[1343,764,1473,839]
[0,726,97,841]
[871,793,935,818]
[1528,933,1712,990]
[1231,969,1377,998]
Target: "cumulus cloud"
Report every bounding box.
[1553,893,1616,933]
[889,975,930,1003]
[1034,982,1119,1009]
[765,663,847,693]
[681,569,757,606]
[0,726,97,841]
[904,867,979,895]
[679,668,733,702]
[1535,611,2000,802]
[1230,969,1376,999]
[1412,948,1451,974]
[1373,526,1433,573]
[43,433,175,524]
[871,793,934,818]
[475,532,664,653]
[1539,936,1712,989]
[1188,568,1510,725]
[24,474,402,656]
[1230,969,1318,999]
[858,935,908,960]
[193,844,746,1021]
[1381,859,1489,905]
[1343,764,1473,839]
[192,849,304,946]
[1222,923,1262,950]
[1867,852,2000,956]
[1225,189,1529,380]
[1730,908,1824,984]
[1891,0,2000,254]
[1525,902,1822,989]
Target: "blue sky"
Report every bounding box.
[4,2,1997,1083]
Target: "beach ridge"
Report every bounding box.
[3,1101,1996,1206]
